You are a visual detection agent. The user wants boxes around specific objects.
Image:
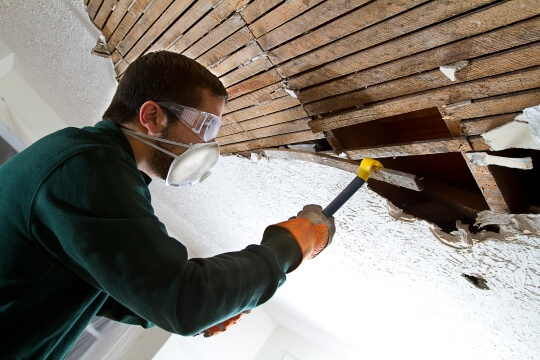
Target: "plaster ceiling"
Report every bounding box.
[1,0,540,359]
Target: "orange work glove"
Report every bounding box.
[272,204,335,261]
[202,311,250,337]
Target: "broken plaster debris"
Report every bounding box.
[439,60,469,81]
[91,36,110,58]
[465,152,533,170]
[482,105,540,151]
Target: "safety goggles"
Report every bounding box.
[157,102,222,142]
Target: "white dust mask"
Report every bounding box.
[121,128,220,187]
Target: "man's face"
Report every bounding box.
[147,88,226,180]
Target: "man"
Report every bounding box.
[0,51,335,359]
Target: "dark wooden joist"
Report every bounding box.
[308,67,540,132]
[254,148,423,191]
[304,41,540,116]
[340,137,472,160]
[220,130,325,154]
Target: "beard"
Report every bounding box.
[146,126,179,180]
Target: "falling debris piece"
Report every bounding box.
[387,201,416,222]
[462,273,490,290]
[430,221,474,249]
[439,60,469,81]
[482,106,540,151]
[465,152,533,170]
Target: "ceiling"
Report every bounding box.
[1,0,540,358]
[87,0,540,232]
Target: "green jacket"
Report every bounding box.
[0,120,301,359]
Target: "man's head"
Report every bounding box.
[103,51,227,125]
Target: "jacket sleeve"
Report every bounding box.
[97,296,154,328]
[30,148,302,335]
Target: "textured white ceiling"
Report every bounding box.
[1,1,539,359]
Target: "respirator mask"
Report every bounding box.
[121,102,222,187]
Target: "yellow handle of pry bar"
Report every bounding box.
[358,158,383,181]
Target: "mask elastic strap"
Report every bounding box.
[121,128,183,158]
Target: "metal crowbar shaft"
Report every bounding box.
[322,158,383,217]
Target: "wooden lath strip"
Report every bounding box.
[287,0,540,89]
[220,130,325,154]
[222,95,301,125]
[102,0,133,38]
[123,0,196,64]
[308,67,540,132]
[461,113,520,135]
[342,137,472,160]
[107,0,153,52]
[182,14,246,60]
[87,0,104,20]
[219,56,274,88]
[239,0,281,24]
[257,0,369,51]
[247,0,324,38]
[300,20,540,109]
[116,0,175,56]
[197,27,255,67]
[439,89,540,120]
[219,107,308,136]
[209,41,262,78]
[226,70,282,100]
[303,41,540,116]
[256,149,423,191]
[218,118,311,145]
[168,0,250,54]
[93,0,117,29]
[224,81,286,115]
[268,0,427,65]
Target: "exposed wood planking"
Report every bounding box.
[102,0,133,39]
[219,107,308,136]
[441,89,540,120]
[299,18,540,111]
[420,178,489,218]
[148,0,220,52]
[466,152,533,170]
[469,136,491,151]
[257,149,423,191]
[111,49,122,64]
[462,153,510,213]
[248,0,325,38]
[257,0,368,51]
[303,42,540,115]
[183,14,246,60]
[342,137,472,160]
[209,42,262,78]
[220,130,325,154]
[197,27,255,68]
[268,0,428,65]
[286,0,539,89]
[168,0,250,54]
[224,82,286,114]
[226,70,282,100]
[116,0,175,56]
[223,95,301,125]
[87,0,104,20]
[461,113,520,135]
[219,56,274,88]
[239,0,282,24]
[218,119,311,145]
[93,0,118,29]
[107,0,153,52]
[123,0,195,63]
[115,57,129,75]
[308,67,540,132]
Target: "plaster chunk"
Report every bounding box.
[482,106,540,151]
[439,60,469,81]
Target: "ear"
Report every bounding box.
[138,101,168,135]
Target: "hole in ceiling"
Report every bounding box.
[462,273,490,290]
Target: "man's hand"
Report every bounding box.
[201,311,250,337]
[273,204,335,260]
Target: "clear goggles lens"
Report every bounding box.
[157,102,221,142]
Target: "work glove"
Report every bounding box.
[201,311,250,337]
[274,204,335,260]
